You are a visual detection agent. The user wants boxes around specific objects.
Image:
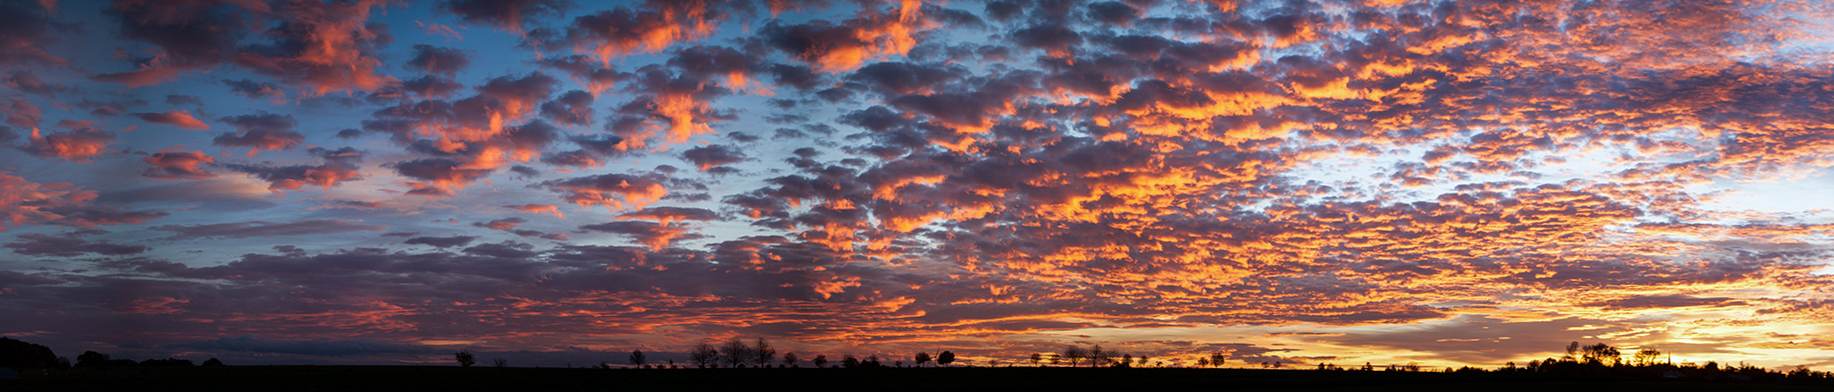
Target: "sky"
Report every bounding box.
[3,0,1834,369]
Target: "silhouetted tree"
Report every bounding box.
[782,352,799,367]
[1564,341,1580,362]
[690,343,720,368]
[0,337,57,370]
[841,354,860,368]
[1198,358,1210,367]
[813,354,829,368]
[455,350,477,367]
[1138,354,1149,367]
[630,350,646,367]
[721,338,752,368]
[1210,352,1226,368]
[1632,348,1661,366]
[493,358,508,368]
[1118,354,1132,368]
[914,352,931,367]
[753,338,775,367]
[202,358,224,366]
[1030,353,1042,367]
[1062,345,1085,367]
[937,351,955,367]
[1088,345,1107,367]
[1580,343,1619,365]
[75,351,109,369]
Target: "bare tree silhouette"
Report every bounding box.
[782,352,799,367]
[455,350,477,367]
[630,350,646,367]
[1030,353,1042,367]
[690,343,719,368]
[753,338,776,367]
[492,358,507,368]
[722,338,752,368]
[1089,345,1107,368]
[1063,345,1085,367]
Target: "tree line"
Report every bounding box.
[1,336,225,372]
[1308,341,1833,384]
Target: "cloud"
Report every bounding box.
[388,158,495,197]
[757,2,928,72]
[230,0,397,96]
[437,0,574,32]
[618,206,721,224]
[404,235,477,248]
[222,147,364,193]
[0,172,168,231]
[225,78,286,101]
[578,221,702,250]
[541,172,669,213]
[406,44,471,77]
[2,98,41,129]
[171,335,438,357]
[92,0,248,86]
[5,72,72,97]
[505,204,565,218]
[679,144,748,171]
[5,233,150,257]
[214,112,304,156]
[153,220,388,239]
[97,180,279,212]
[141,149,217,180]
[0,1,63,66]
[131,110,211,130]
[539,90,594,127]
[6,0,1834,370]
[472,217,526,231]
[15,120,114,163]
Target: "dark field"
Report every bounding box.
[6,367,1830,392]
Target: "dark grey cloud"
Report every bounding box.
[5,233,150,257]
[153,220,388,239]
[404,235,477,248]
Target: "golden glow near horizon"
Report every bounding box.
[2,0,1833,370]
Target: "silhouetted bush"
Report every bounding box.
[0,337,57,370]
[455,350,477,367]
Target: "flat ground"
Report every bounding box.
[4,366,1826,391]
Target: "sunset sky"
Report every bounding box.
[4,0,1834,369]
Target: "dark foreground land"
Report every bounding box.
[6,366,1829,392]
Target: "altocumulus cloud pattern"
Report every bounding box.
[3,0,1834,369]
